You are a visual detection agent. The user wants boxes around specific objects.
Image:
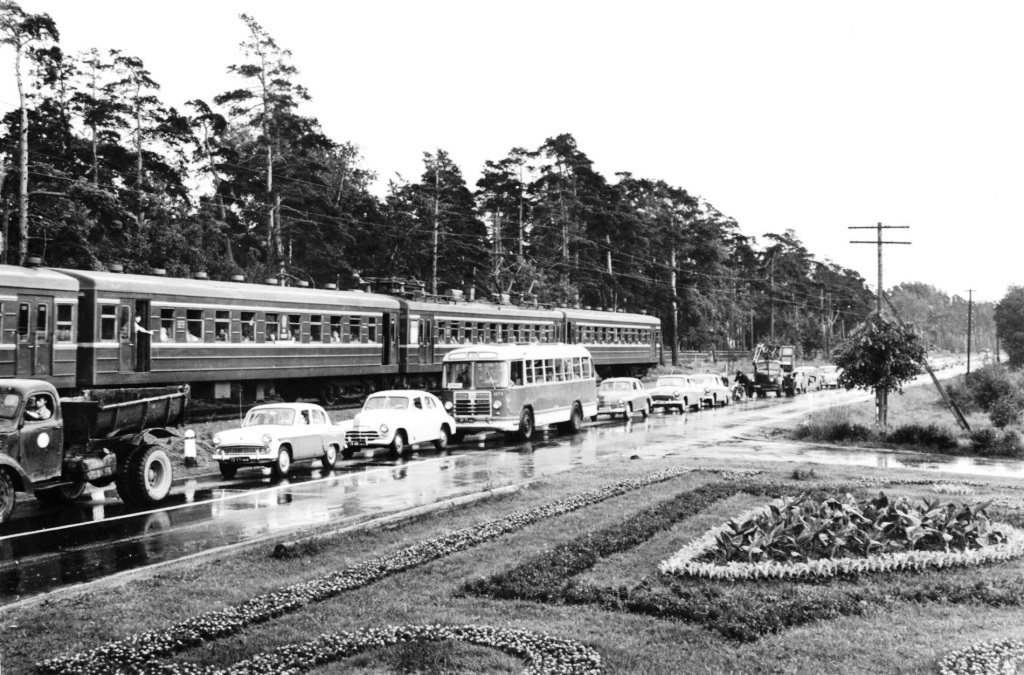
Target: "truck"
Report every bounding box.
[747,344,798,398]
[0,379,189,526]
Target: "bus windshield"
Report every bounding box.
[444,361,509,390]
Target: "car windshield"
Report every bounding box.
[819,366,838,374]
[243,408,295,426]
[657,377,687,387]
[363,396,410,411]
[600,381,630,391]
[692,375,717,384]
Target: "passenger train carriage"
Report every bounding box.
[0,261,662,403]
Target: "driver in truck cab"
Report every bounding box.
[24,395,52,421]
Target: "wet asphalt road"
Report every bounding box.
[2,367,1007,607]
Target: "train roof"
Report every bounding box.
[399,297,560,319]
[442,343,594,362]
[561,306,660,326]
[55,269,401,309]
[0,264,79,293]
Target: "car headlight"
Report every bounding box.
[672,389,681,398]
[262,433,273,444]
[444,400,453,411]
[213,433,222,446]
[379,423,389,434]
[492,399,502,410]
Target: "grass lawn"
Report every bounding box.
[5,450,1024,675]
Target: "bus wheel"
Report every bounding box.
[558,403,583,434]
[517,409,534,441]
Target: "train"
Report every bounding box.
[0,260,663,405]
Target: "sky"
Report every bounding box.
[3,1,1022,305]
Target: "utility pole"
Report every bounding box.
[850,222,911,429]
[966,289,974,374]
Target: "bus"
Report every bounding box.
[439,343,598,441]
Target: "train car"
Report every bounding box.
[562,306,662,378]
[396,293,564,390]
[58,268,401,403]
[0,261,79,389]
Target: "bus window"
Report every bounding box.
[444,362,472,388]
[510,361,524,386]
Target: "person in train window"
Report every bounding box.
[216,329,228,342]
[134,316,153,336]
[331,331,341,343]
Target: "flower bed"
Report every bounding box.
[38,465,733,675]
[938,638,1024,675]
[659,494,1024,581]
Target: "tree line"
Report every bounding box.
[0,5,995,358]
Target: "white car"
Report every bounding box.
[344,390,457,456]
[648,375,707,413]
[816,365,842,389]
[211,403,346,480]
[689,373,732,407]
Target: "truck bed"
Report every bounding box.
[61,386,189,442]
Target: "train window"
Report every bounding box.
[329,316,342,343]
[368,317,378,343]
[118,305,131,340]
[100,304,117,341]
[435,320,445,344]
[463,322,472,344]
[266,313,280,342]
[16,303,28,342]
[449,320,461,344]
[349,316,361,343]
[36,304,49,342]
[215,311,230,342]
[409,318,419,345]
[186,309,204,342]
[241,312,256,342]
[160,309,175,341]
[310,315,323,342]
[286,314,301,342]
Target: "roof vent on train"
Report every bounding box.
[490,293,511,304]
[108,263,124,273]
[265,278,279,285]
[193,272,209,280]
[151,268,167,276]
[584,306,592,310]
[23,255,42,268]
[230,274,245,282]
[297,280,309,288]
[324,283,338,290]
[445,289,464,301]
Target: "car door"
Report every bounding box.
[409,395,427,443]
[292,408,317,460]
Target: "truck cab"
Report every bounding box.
[0,380,64,491]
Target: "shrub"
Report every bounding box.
[962,365,1022,412]
[885,423,958,451]
[969,427,1024,457]
[791,407,875,444]
[944,379,976,415]
[989,393,1024,428]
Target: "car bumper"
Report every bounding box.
[213,448,275,465]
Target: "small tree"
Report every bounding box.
[995,286,1024,368]
[833,312,926,428]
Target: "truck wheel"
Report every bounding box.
[271,446,292,480]
[322,444,338,470]
[34,481,87,505]
[517,408,535,441]
[219,463,238,479]
[117,445,173,507]
[0,470,14,525]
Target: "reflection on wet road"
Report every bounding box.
[3,368,1005,606]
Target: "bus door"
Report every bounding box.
[16,297,51,377]
[134,300,151,372]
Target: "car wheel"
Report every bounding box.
[622,404,632,420]
[389,431,407,456]
[640,401,650,419]
[322,444,338,470]
[433,426,450,451]
[271,446,292,480]
[219,463,238,479]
